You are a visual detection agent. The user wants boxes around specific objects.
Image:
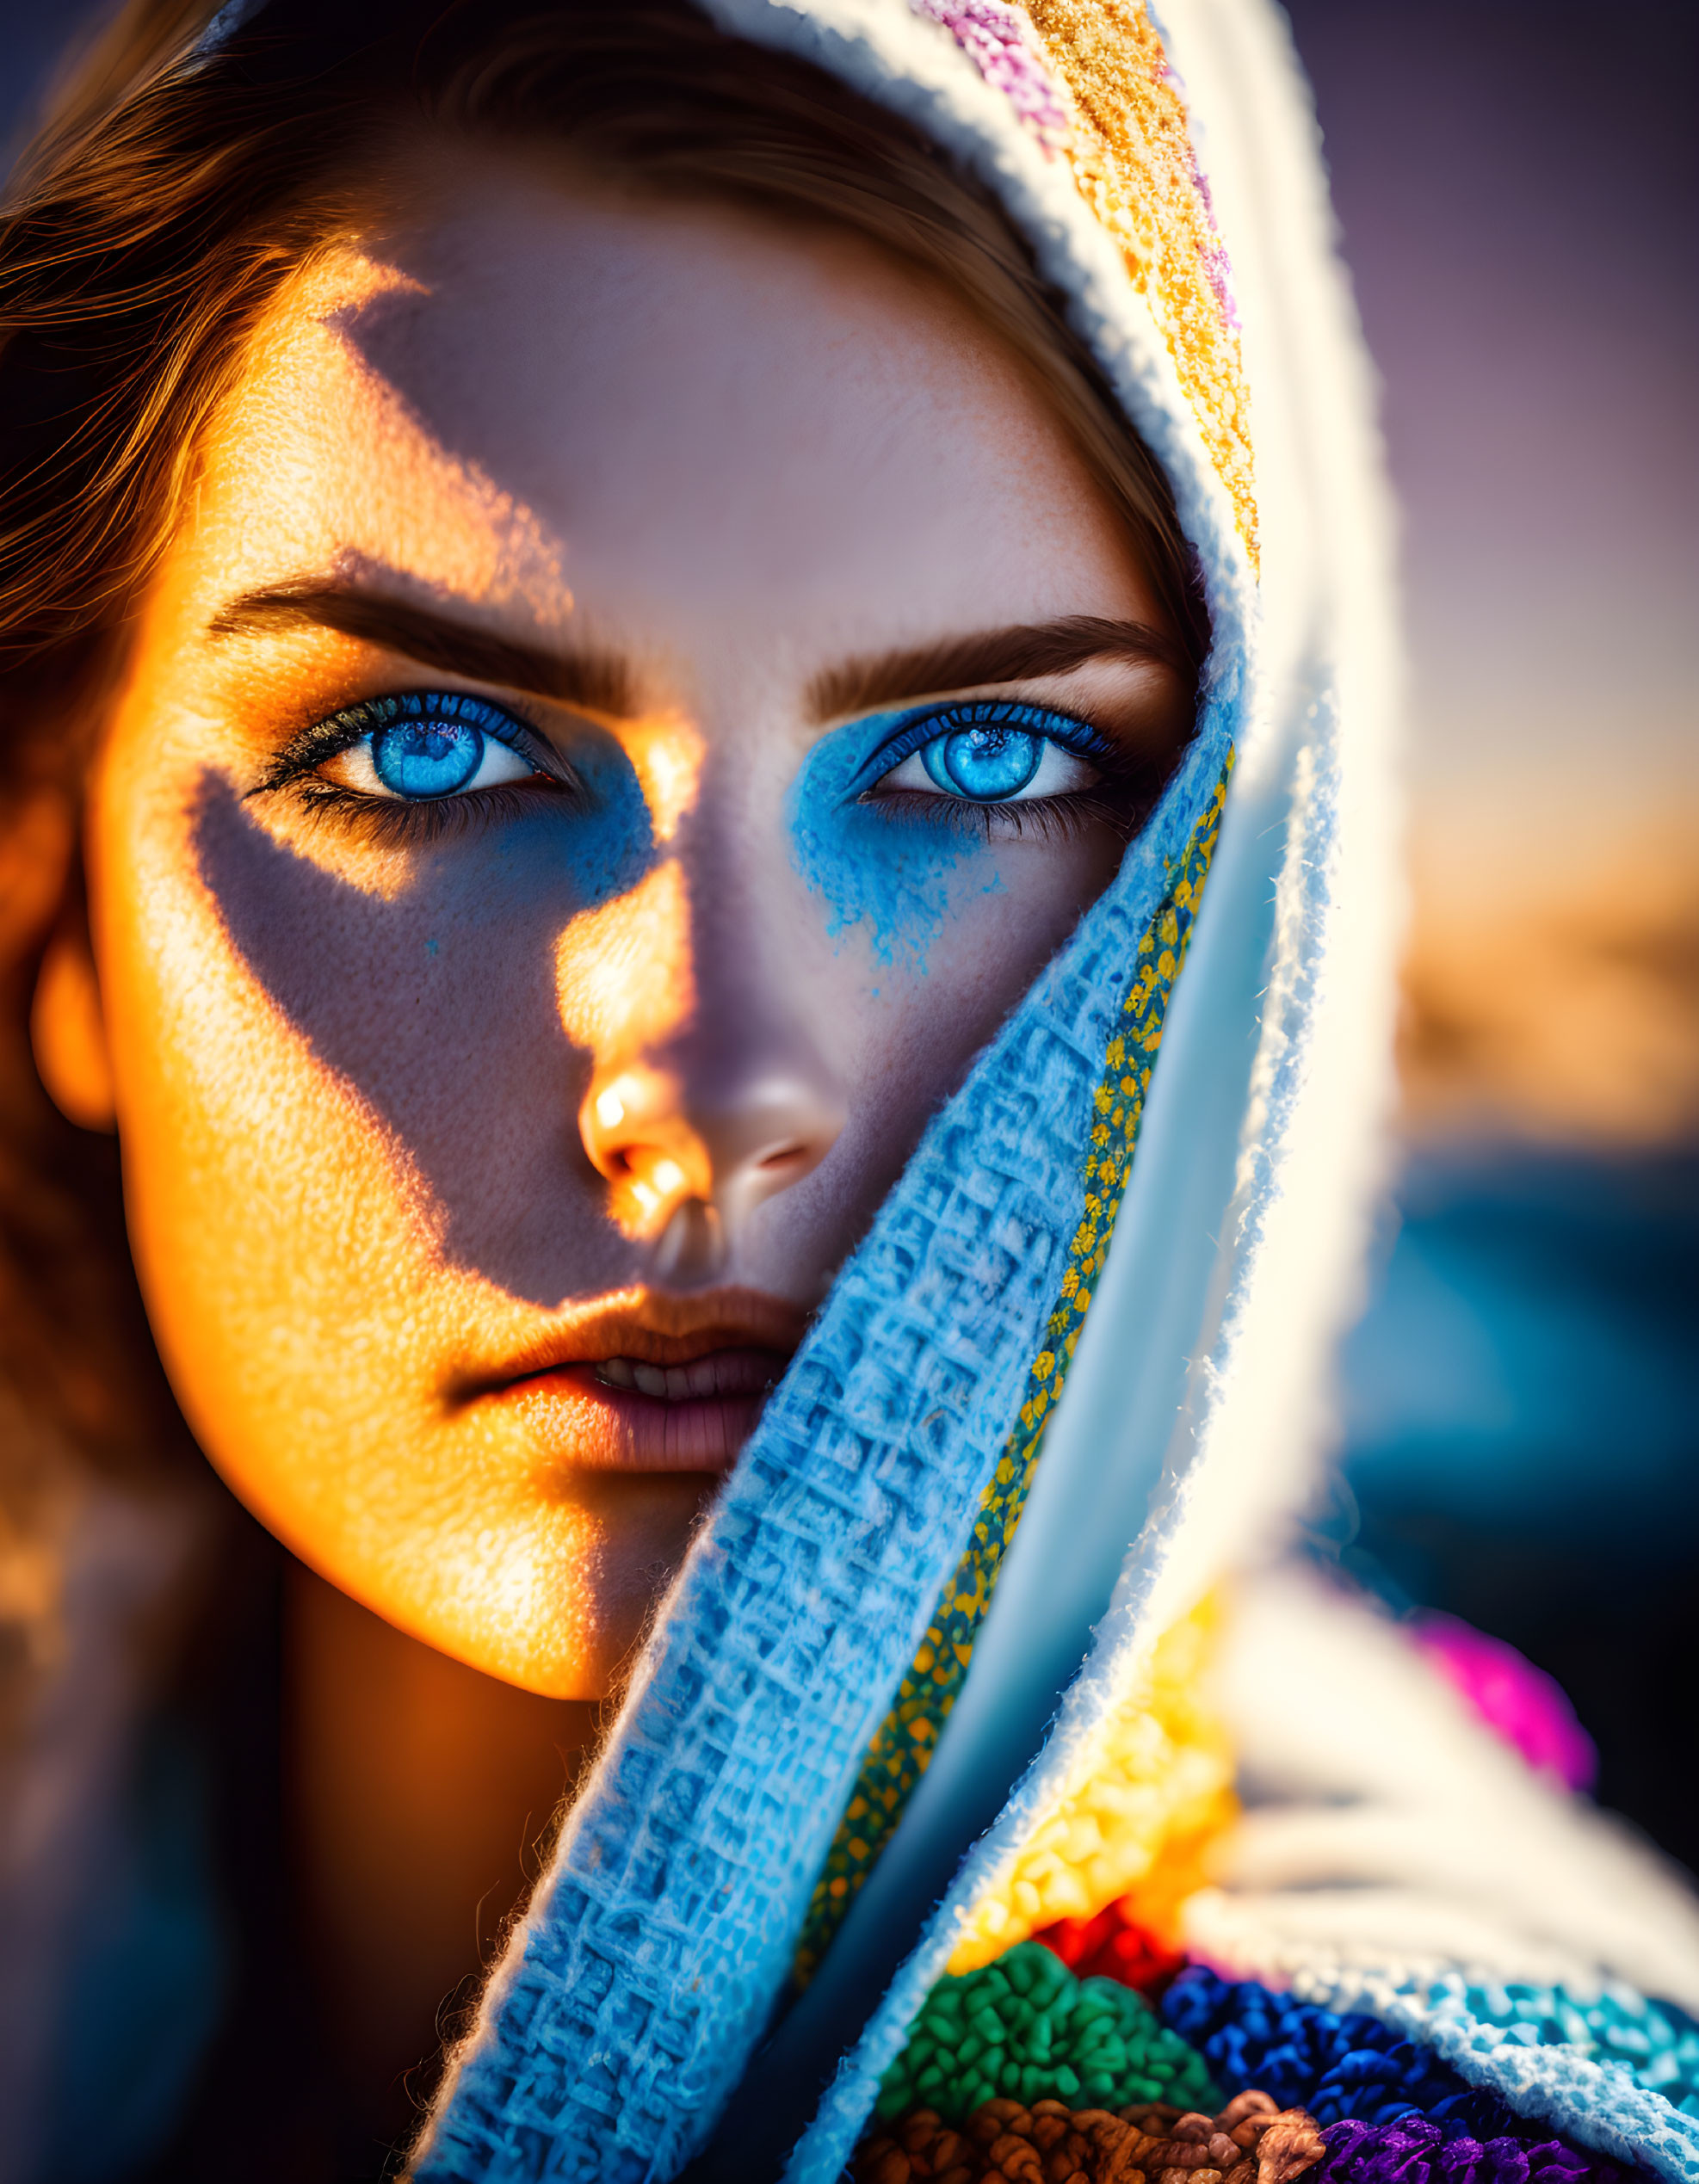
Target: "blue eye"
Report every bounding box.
[868,702,1105,809]
[371,718,485,798]
[920,725,1043,801]
[306,692,541,804]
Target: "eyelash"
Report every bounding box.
[250,689,1170,851]
[249,689,569,844]
[861,699,1159,842]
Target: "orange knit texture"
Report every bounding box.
[1026,0,1259,565]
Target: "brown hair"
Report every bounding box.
[0,0,1206,1718]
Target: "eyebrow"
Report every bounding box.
[208,586,1182,730]
[806,615,1184,723]
[207,583,637,717]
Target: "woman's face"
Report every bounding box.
[76,147,1189,1695]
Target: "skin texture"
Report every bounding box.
[39,149,1189,1705]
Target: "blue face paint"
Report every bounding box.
[787,710,988,971]
[547,731,655,911]
[471,728,654,912]
[787,699,1121,970]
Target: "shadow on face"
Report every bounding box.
[190,740,647,1309]
[85,145,1188,1692]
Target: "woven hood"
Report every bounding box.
[408,2,1410,2176]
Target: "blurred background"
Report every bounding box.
[1280,0,1699,1879]
[3,0,1695,1865]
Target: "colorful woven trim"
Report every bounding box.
[1188,1965,1699,2130]
[1165,1972,1698,2154]
[856,2087,1326,2184]
[946,1590,1236,1973]
[1319,2112,1644,2184]
[915,0,1258,563]
[1035,1897,1189,1998]
[794,759,1233,1984]
[911,0,1073,149]
[858,1965,1658,2183]
[1375,1980,1699,2119]
[1029,0,1257,562]
[1276,1967,1699,2184]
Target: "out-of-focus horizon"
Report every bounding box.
[1279,3,1697,1877]
[1283,0,1697,1151]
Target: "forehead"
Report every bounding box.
[182,150,1132,663]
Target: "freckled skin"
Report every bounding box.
[77,146,1187,1701]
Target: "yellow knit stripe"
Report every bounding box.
[946,1589,1235,1974]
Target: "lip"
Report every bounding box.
[459,1285,808,1474]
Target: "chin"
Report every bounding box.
[454,1468,719,1700]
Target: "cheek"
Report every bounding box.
[822,848,1116,1107]
[786,726,989,972]
[89,768,527,1613]
[787,724,1123,986]
[188,774,574,1215]
[738,838,1113,1305]
[133,750,663,1311]
[95,773,447,1435]
[90,797,618,1692]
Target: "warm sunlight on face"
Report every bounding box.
[78,149,1192,1695]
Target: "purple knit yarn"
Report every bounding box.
[910,0,1072,151]
[1320,2113,1638,2184]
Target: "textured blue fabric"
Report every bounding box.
[1164,1970,1475,2125]
[416,723,1233,2184]
[1285,1969,1699,2184]
[1163,1971,1696,2183]
[783,668,1296,2184]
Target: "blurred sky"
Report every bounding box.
[1282,0,1697,877]
[3,0,1695,869]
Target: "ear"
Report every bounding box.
[31,887,117,1132]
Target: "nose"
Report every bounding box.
[579,1045,845,1283]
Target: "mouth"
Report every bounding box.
[587,1349,782,1402]
[462,1286,806,1475]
